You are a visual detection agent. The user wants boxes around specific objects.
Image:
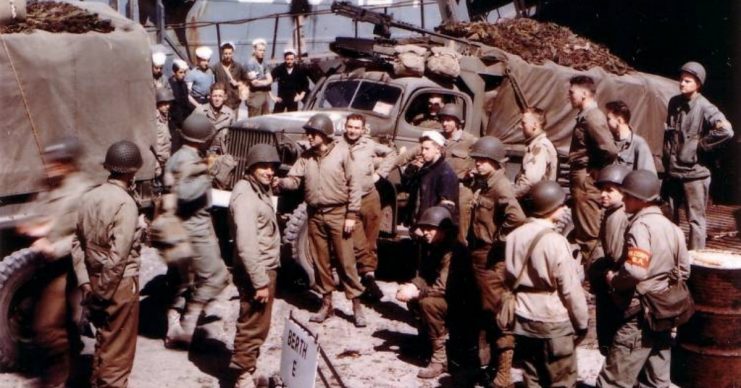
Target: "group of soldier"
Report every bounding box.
[17,56,733,388]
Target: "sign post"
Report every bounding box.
[280,314,320,388]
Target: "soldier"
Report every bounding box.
[395,206,478,382]
[590,165,631,355]
[663,61,734,250]
[164,113,230,346]
[17,137,93,387]
[212,42,245,111]
[340,113,397,302]
[604,100,656,174]
[155,87,175,180]
[245,38,273,117]
[169,58,194,134]
[271,48,311,113]
[273,113,366,326]
[567,75,618,263]
[505,181,589,387]
[466,136,526,387]
[152,51,168,90]
[513,107,558,199]
[195,82,235,154]
[228,145,282,388]
[72,141,144,388]
[186,46,216,105]
[411,93,444,129]
[597,170,690,387]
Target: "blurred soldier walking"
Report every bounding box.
[340,113,397,302]
[513,108,558,199]
[72,141,144,388]
[229,145,282,388]
[597,170,691,387]
[163,113,230,347]
[274,114,366,326]
[18,137,93,387]
[567,76,618,264]
[465,136,526,387]
[662,61,734,249]
[505,181,589,388]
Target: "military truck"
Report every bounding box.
[215,1,678,284]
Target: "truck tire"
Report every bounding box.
[0,248,43,371]
[282,203,315,286]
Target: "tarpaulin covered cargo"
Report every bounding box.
[0,1,156,197]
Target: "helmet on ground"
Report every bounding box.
[156,88,175,104]
[43,135,82,163]
[680,61,706,85]
[303,113,335,138]
[180,113,215,143]
[103,140,142,173]
[621,169,660,202]
[469,136,507,164]
[528,181,566,217]
[416,206,454,229]
[245,144,281,172]
[438,103,463,123]
[596,165,631,188]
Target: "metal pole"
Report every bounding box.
[155,0,165,44]
[420,0,425,31]
[215,23,222,53]
[295,15,302,58]
[271,15,279,60]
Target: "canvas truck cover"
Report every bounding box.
[484,46,677,165]
[0,1,156,197]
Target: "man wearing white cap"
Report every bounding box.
[271,48,310,113]
[152,51,168,89]
[244,38,273,117]
[169,58,195,145]
[212,41,245,110]
[186,46,216,105]
[409,131,459,225]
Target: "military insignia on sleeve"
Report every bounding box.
[626,247,651,268]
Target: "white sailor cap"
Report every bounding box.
[252,38,267,48]
[173,59,189,71]
[420,131,446,148]
[152,52,166,66]
[220,41,235,51]
[195,46,213,60]
[283,47,297,56]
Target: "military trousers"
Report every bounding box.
[570,169,603,262]
[307,206,364,299]
[90,276,139,388]
[516,334,577,388]
[182,215,229,304]
[596,316,671,388]
[458,184,474,245]
[247,90,271,117]
[410,296,448,364]
[471,249,515,352]
[230,270,278,373]
[354,189,382,275]
[663,176,710,250]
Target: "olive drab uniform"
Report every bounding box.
[30,172,94,387]
[197,103,235,155]
[163,145,229,313]
[465,168,526,385]
[597,206,690,387]
[569,101,618,262]
[71,179,142,388]
[663,93,734,249]
[613,130,656,174]
[154,109,172,179]
[513,132,559,199]
[228,176,280,375]
[505,219,589,388]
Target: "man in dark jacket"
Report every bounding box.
[271,48,310,113]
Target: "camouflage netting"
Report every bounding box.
[440,19,634,75]
[0,1,113,34]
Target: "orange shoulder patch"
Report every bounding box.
[626,247,651,268]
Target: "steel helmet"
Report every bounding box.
[596,165,631,188]
[621,169,660,202]
[103,140,142,173]
[245,143,281,172]
[528,181,566,217]
[303,113,335,139]
[469,136,507,164]
[680,61,706,85]
[416,206,454,229]
[156,88,175,104]
[438,103,463,123]
[180,113,215,143]
[43,135,82,163]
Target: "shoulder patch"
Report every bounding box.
[626,247,651,268]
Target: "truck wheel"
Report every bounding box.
[0,248,43,371]
[282,203,315,286]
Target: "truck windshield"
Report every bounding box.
[319,80,402,116]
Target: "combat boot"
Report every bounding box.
[361,273,383,303]
[492,349,514,388]
[417,362,445,379]
[418,336,447,379]
[309,294,334,323]
[352,298,367,328]
[168,301,205,346]
[234,372,255,388]
[164,309,182,348]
